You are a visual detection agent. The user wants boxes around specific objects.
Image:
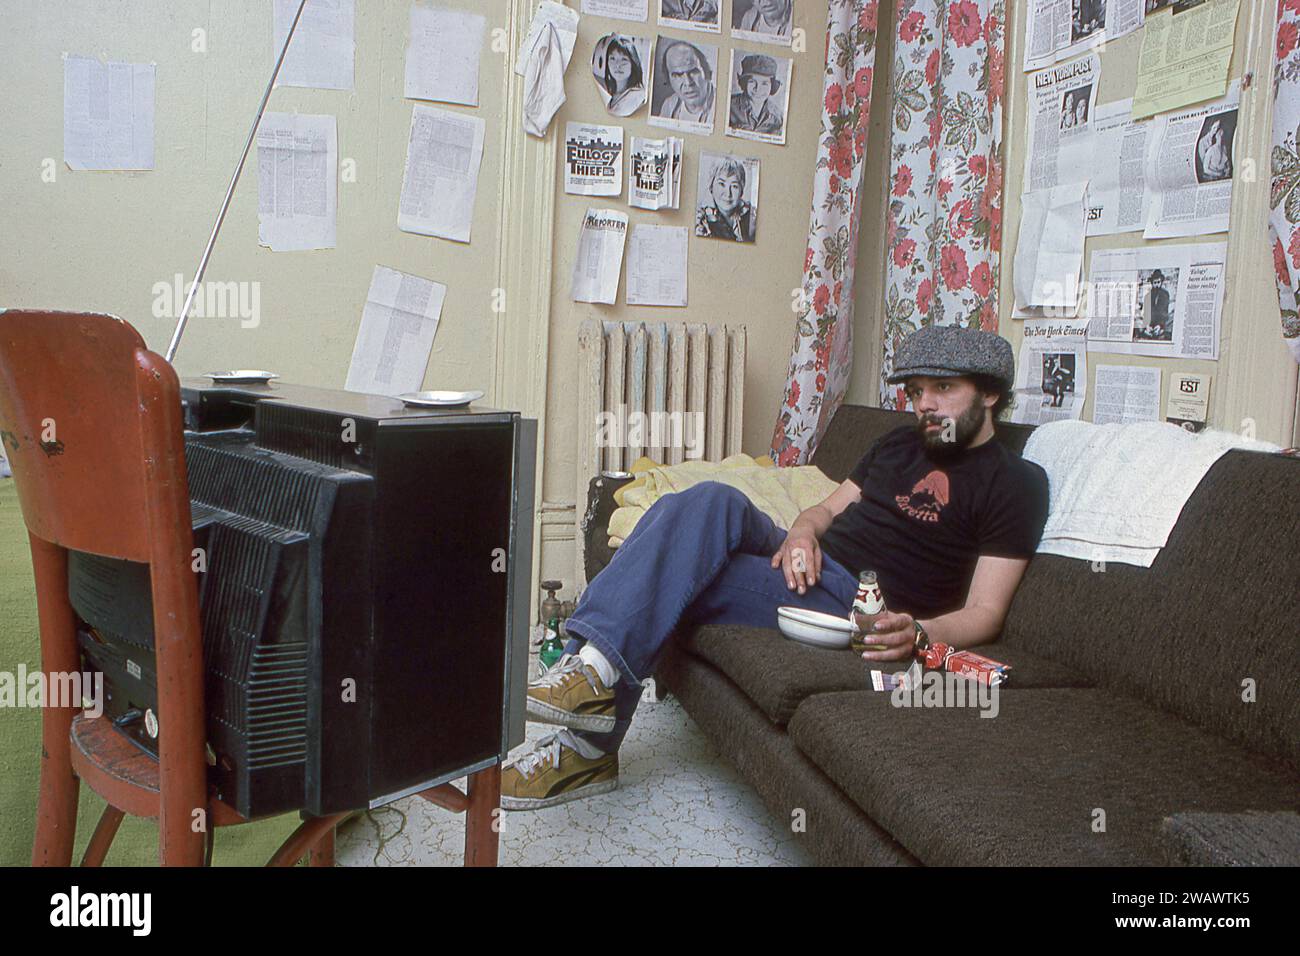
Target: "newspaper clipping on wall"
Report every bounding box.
[1085,241,1227,359]
[1022,0,1145,72]
[1143,82,1238,239]
[1092,364,1161,424]
[1026,54,1100,192]
[1010,318,1090,425]
[1132,0,1239,119]
[565,122,624,196]
[1085,98,1153,235]
[628,135,683,209]
[571,208,629,304]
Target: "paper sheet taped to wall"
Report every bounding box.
[626,225,688,306]
[515,1,580,76]
[63,55,155,170]
[1132,0,1239,120]
[571,208,629,304]
[1084,241,1227,360]
[1010,318,1090,425]
[1143,82,1239,239]
[1013,181,1088,312]
[1022,0,1145,73]
[1093,365,1162,425]
[345,265,446,397]
[256,112,338,252]
[405,6,487,105]
[274,0,355,91]
[1085,98,1153,236]
[1025,54,1100,192]
[398,105,486,243]
[581,0,648,21]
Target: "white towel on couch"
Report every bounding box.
[1022,420,1279,568]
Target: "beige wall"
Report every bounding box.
[0,0,516,393]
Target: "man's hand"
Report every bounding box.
[771,479,863,595]
[859,611,916,662]
[770,529,822,595]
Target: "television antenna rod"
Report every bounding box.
[165,0,311,363]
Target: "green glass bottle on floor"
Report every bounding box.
[538,614,565,676]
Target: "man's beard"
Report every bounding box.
[915,392,988,457]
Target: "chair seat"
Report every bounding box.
[70,714,249,827]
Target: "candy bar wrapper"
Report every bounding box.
[921,642,1010,687]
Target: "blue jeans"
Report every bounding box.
[562,481,858,753]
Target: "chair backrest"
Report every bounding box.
[0,310,187,559]
[0,309,207,863]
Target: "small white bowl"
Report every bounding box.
[776,606,856,650]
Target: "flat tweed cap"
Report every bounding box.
[886,325,1014,391]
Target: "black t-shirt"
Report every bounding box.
[819,426,1050,619]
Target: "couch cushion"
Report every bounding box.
[1001,450,1300,769]
[676,624,1095,725]
[1160,811,1300,866]
[786,688,1300,866]
[657,641,918,866]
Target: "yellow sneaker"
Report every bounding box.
[500,731,618,810]
[526,653,616,732]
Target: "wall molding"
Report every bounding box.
[1216,1,1299,444]
[493,0,559,623]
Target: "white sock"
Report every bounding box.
[578,643,619,688]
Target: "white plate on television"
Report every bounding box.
[397,389,484,408]
[205,370,279,384]
[776,607,856,649]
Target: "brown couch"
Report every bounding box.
[588,405,1300,865]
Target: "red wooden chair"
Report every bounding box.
[0,310,499,866]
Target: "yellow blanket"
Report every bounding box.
[607,454,839,546]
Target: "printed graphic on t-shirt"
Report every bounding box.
[895,470,949,523]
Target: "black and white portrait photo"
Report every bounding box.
[649,36,718,135]
[731,0,793,46]
[695,152,759,243]
[1195,109,1236,184]
[592,33,650,117]
[1060,84,1091,131]
[1071,0,1106,43]
[1040,354,1075,408]
[725,50,792,146]
[658,0,721,34]
[1134,268,1178,342]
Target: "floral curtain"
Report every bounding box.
[1269,0,1300,364]
[879,0,1006,408]
[769,0,881,465]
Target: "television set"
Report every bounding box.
[69,379,535,819]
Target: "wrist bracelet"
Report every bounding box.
[912,619,930,653]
